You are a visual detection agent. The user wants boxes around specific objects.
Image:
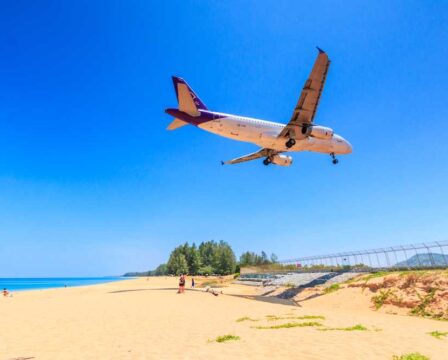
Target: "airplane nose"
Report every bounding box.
[345,140,353,154]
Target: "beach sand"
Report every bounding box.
[1,277,447,360]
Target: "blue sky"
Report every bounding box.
[0,1,447,276]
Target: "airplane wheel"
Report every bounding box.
[285,139,296,148]
[263,158,271,166]
[332,159,339,165]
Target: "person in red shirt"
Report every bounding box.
[178,274,186,294]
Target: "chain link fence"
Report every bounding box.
[279,240,448,272]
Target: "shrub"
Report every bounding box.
[428,330,448,339]
[392,352,430,360]
[318,324,368,331]
[372,289,392,310]
[214,334,240,343]
[255,321,322,329]
[324,284,340,294]
[236,316,258,322]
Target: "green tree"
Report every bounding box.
[270,253,278,263]
[261,251,269,264]
[184,243,201,274]
[239,251,264,266]
[199,241,218,267]
[153,263,168,275]
[213,240,236,275]
[197,265,213,275]
[167,251,188,275]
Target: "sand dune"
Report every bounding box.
[1,277,447,359]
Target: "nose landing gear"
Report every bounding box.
[285,138,296,148]
[330,153,339,165]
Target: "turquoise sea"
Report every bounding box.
[0,277,128,292]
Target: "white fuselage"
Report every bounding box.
[198,113,352,155]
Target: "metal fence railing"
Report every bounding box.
[279,240,448,271]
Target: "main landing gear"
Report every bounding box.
[263,157,272,166]
[285,138,296,148]
[330,152,339,165]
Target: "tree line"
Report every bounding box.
[123,241,279,276]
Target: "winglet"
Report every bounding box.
[316,46,325,54]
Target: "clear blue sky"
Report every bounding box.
[1,1,447,277]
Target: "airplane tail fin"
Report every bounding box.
[167,76,208,130]
[172,76,208,114]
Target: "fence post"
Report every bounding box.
[391,247,399,269]
[384,249,391,268]
[411,244,422,268]
[374,250,381,268]
[423,243,435,267]
[400,246,410,269]
[367,252,373,269]
[435,241,448,267]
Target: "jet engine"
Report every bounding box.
[271,154,293,166]
[302,125,334,140]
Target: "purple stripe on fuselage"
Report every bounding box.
[165,109,225,126]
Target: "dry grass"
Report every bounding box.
[323,284,340,294]
[392,352,430,360]
[428,330,448,339]
[212,334,241,343]
[318,324,369,332]
[254,321,322,330]
[236,316,259,322]
[347,270,448,320]
[265,315,325,321]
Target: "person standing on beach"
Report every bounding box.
[191,278,195,288]
[178,274,186,294]
[3,288,9,297]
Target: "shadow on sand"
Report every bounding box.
[108,287,297,306]
[108,288,178,294]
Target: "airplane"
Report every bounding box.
[165,48,352,166]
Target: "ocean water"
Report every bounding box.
[0,277,128,292]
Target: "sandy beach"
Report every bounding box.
[1,277,447,360]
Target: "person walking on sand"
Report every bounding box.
[3,288,9,297]
[178,274,186,294]
[191,277,195,288]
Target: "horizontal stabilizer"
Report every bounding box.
[167,118,188,130]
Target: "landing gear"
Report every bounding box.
[263,157,272,166]
[285,138,296,148]
[330,153,339,165]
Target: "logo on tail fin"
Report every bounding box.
[172,76,208,114]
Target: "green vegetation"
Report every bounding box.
[360,271,391,282]
[428,330,448,339]
[324,284,340,294]
[236,316,258,322]
[254,321,322,329]
[410,288,437,317]
[298,315,325,320]
[214,334,241,343]
[167,241,239,276]
[266,315,325,321]
[239,251,278,266]
[372,289,393,310]
[392,353,430,360]
[318,324,368,331]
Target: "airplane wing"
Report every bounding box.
[221,148,277,165]
[278,48,331,139]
